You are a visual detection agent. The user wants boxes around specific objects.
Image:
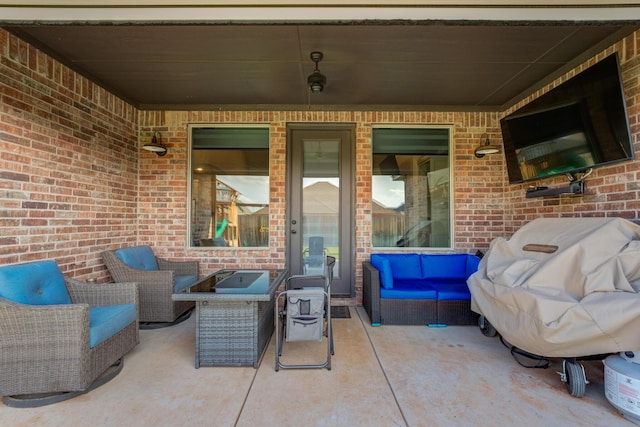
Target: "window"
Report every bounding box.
[372,127,451,248]
[189,126,269,248]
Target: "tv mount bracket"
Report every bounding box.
[525,169,591,198]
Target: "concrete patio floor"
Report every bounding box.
[0,307,633,426]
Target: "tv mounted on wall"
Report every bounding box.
[500,53,634,186]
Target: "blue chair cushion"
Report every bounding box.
[174,275,198,292]
[114,245,159,271]
[89,304,137,348]
[386,254,422,280]
[380,280,437,300]
[370,255,393,289]
[0,260,72,305]
[430,280,472,301]
[466,255,480,277]
[421,254,469,279]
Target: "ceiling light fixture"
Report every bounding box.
[307,51,327,93]
[474,133,501,158]
[142,131,167,156]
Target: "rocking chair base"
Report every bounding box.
[3,358,125,408]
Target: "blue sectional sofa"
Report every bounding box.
[362,253,480,326]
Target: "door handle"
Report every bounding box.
[291,229,297,234]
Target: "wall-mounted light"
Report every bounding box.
[142,131,167,156]
[474,134,501,158]
[307,51,327,93]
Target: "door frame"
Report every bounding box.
[285,123,356,298]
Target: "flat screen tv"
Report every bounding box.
[501,53,634,184]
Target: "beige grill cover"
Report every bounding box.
[468,217,640,357]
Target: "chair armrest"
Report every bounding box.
[362,261,382,325]
[157,258,199,276]
[65,277,139,307]
[0,297,89,349]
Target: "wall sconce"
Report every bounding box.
[474,134,501,158]
[307,51,327,93]
[142,131,167,156]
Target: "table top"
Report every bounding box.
[172,268,287,302]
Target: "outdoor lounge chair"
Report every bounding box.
[102,245,198,327]
[0,260,139,407]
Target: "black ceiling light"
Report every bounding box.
[142,131,167,156]
[307,51,327,93]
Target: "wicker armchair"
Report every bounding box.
[102,245,198,325]
[0,260,139,407]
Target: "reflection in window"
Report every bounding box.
[372,127,451,248]
[190,127,269,247]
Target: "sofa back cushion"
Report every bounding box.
[421,254,477,280]
[387,254,422,279]
[114,245,159,271]
[370,255,394,289]
[465,255,481,277]
[0,260,72,305]
[371,253,423,290]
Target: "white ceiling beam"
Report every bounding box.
[1,3,640,24]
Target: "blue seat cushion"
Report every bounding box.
[380,280,437,300]
[89,304,137,348]
[114,245,159,271]
[429,280,472,301]
[0,260,72,305]
[174,275,198,292]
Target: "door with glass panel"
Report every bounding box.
[287,125,354,297]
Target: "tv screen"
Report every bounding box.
[501,53,633,184]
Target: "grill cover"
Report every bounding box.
[468,217,640,357]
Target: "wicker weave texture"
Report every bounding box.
[195,299,274,368]
[0,277,139,396]
[362,262,381,324]
[102,250,196,323]
[437,300,479,325]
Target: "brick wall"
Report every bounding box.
[138,110,505,304]
[0,29,139,280]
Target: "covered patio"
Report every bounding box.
[0,308,623,426]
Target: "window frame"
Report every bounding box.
[371,124,453,250]
[187,123,271,249]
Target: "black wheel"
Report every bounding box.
[478,315,497,337]
[565,360,586,398]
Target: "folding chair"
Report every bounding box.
[275,275,332,371]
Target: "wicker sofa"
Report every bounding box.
[362,253,480,326]
[102,245,198,325]
[0,260,139,407]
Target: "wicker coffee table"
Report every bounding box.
[173,268,287,368]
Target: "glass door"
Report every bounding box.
[287,125,354,297]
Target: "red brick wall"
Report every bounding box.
[137,111,505,304]
[0,29,139,280]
